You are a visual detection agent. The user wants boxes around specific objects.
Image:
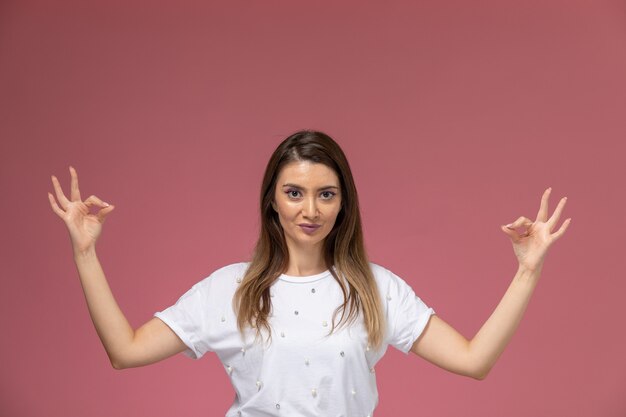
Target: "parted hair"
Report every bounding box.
[233,129,386,350]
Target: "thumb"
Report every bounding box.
[500,224,517,240]
[97,204,115,223]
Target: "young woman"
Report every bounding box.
[48,130,571,416]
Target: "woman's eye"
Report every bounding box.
[285,190,335,199]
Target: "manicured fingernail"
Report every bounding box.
[506,223,513,228]
[103,202,109,206]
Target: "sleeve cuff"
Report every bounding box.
[399,308,436,355]
[153,312,202,360]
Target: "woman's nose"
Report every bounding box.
[303,196,319,218]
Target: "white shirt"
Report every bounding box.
[154,261,435,417]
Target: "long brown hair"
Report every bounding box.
[233,130,386,350]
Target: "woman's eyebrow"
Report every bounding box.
[282,183,339,191]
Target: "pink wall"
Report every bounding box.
[1,1,624,416]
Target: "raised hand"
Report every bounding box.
[48,166,115,255]
[500,187,571,273]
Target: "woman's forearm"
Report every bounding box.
[73,248,134,368]
[469,264,542,378]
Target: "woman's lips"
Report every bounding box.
[299,224,320,234]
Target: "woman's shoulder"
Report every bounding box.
[193,261,251,291]
[210,261,251,278]
[368,261,416,294]
[368,261,397,280]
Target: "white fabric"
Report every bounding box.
[154,261,435,417]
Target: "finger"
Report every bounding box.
[535,187,551,222]
[84,195,110,209]
[48,192,66,219]
[96,204,115,223]
[547,196,567,231]
[501,224,521,242]
[550,218,571,242]
[505,216,533,230]
[51,174,70,210]
[69,166,81,202]
[84,195,110,216]
[505,216,534,239]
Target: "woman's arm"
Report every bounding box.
[411,188,571,379]
[73,249,188,369]
[411,265,540,380]
[50,167,187,369]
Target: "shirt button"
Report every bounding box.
[294,310,299,315]
[311,388,317,397]
[311,288,316,293]
[340,351,345,357]
[304,358,310,366]
[275,403,280,409]
[322,320,328,327]
[236,277,242,283]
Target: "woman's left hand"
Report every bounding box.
[501,187,571,273]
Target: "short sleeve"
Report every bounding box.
[153,280,213,360]
[384,268,435,354]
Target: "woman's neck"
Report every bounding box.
[284,244,327,276]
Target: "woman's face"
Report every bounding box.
[272,160,342,252]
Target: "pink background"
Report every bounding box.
[1,1,624,416]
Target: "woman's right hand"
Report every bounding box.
[48,166,115,255]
